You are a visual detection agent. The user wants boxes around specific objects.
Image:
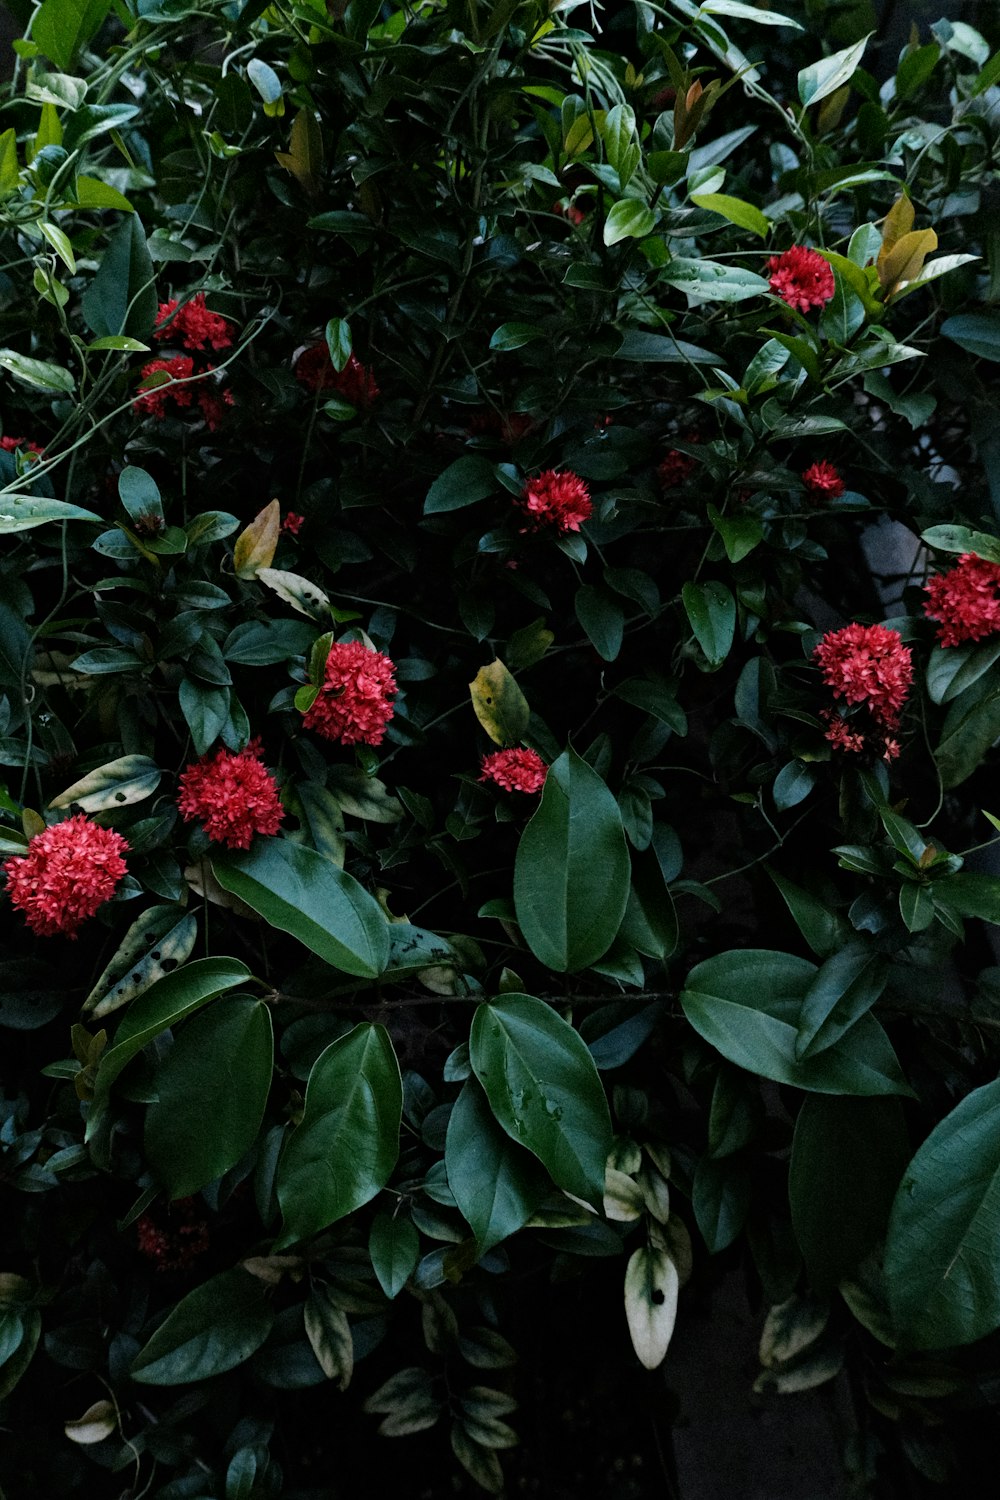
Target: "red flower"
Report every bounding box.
[517,470,592,533]
[4,816,129,938]
[177,741,285,850]
[196,380,235,431]
[553,198,587,225]
[137,1198,210,1272]
[924,553,1000,648]
[802,460,844,499]
[0,436,44,455]
[282,511,305,536]
[480,748,548,794]
[294,344,379,406]
[657,449,697,492]
[154,293,233,352]
[820,710,866,756]
[814,623,913,730]
[133,355,196,418]
[766,246,835,313]
[303,641,397,746]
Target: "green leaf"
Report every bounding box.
[213,839,389,978]
[324,317,352,372]
[513,746,629,972]
[766,869,848,959]
[790,1096,909,1293]
[75,174,133,211]
[489,322,544,351]
[87,958,251,1137]
[680,950,912,1096]
[327,767,404,822]
[574,586,624,661]
[446,1077,549,1253]
[247,57,282,105]
[603,199,656,247]
[81,214,156,340]
[620,844,678,960]
[469,658,530,746]
[470,993,612,1208]
[0,349,75,393]
[424,456,496,515]
[693,1155,751,1252]
[0,496,100,533]
[798,34,872,107]
[701,0,801,25]
[118,466,162,526]
[145,997,273,1198]
[928,640,1000,706]
[83,907,196,1019]
[935,686,1000,789]
[34,0,111,70]
[304,1285,353,1388]
[275,1023,402,1245]
[794,942,888,1059]
[932,872,1000,925]
[131,1269,273,1384]
[922,524,1000,563]
[773,761,816,811]
[369,1213,420,1299]
[49,753,159,813]
[689,192,769,240]
[885,1078,1000,1348]
[682,581,735,667]
[0,129,18,198]
[179,678,229,756]
[708,505,763,563]
[940,314,1000,363]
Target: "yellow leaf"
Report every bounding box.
[233,499,280,580]
[468,658,530,746]
[624,1246,679,1369]
[817,84,850,134]
[878,193,914,268]
[879,227,938,294]
[64,1400,118,1446]
[274,107,324,197]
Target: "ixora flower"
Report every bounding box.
[814,622,913,730]
[137,1198,210,1272]
[177,742,285,849]
[517,470,592,533]
[282,511,305,536]
[924,553,1000,647]
[303,641,397,746]
[3,816,129,938]
[766,246,835,313]
[133,355,196,417]
[294,344,380,406]
[802,460,844,499]
[657,449,697,492]
[480,748,548,794]
[0,435,44,455]
[154,292,233,352]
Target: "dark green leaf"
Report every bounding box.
[795,942,889,1059]
[131,1269,273,1384]
[424,457,496,515]
[682,581,736,667]
[446,1077,549,1251]
[369,1212,420,1299]
[81,214,156,339]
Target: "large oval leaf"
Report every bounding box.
[276,1023,402,1246]
[680,950,912,1096]
[624,1246,679,1370]
[884,1077,1000,1348]
[131,1268,273,1385]
[446,1077,550,1253]
[470,994,612,1208]
[213,838,389,978]
[49,753,160,812]
[145,997,274,1198]
[513,746,629,972]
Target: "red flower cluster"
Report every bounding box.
[802,460,844,499]
[4,816,129,938]
[480,748,548,794]
[0,435,44,455]
[658,449,697,492]
[814,623,912,762]
[303,641,397,746]
[553,198,587,226]
[177,741,285,849]
[134,356,234,429]
[137,1199,210,1272]
[295,344,380,407]
[517,470,592,533]
[282,511,305,536]
[766,246,835,313]
[154,292,233,352]
[924,553,1000,648]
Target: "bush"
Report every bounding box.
[3,0,1000,1492]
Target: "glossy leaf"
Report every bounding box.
[49,754,160,813]
[81,214,156,339]
[131,1269,273,1384]
[369,1212,420,1299]
[446,1076,549,1252]
[798,34,872,107]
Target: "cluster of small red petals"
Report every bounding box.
[177,742,284,850]
[802,460,844,500]
[0,435,44,455]
[282,512,305,536]
[137,1199,210,1272]
[553,198,587,225]
[154,293,233,352]
[4,816,129,938]
[766,246,836,313]
[134,355,195,418]
[517,470,592,533]
[924,553,1000,648]
[197,380,235,431]
[480,748,548,794]
[295,344,380,407]
[820,710,866,756]
[657,449,697,492]
[814,623,913,732]
[303,641,397,747]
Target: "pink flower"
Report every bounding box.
[517,470,592,533]
[282,512,305,536]
[802,460,844,499]
[814,623,913,730]
[133,355,196,418]
[154,293,233,352]
[658,449,696,492]
[480,748,548,794]
[766,246,835,313]
[303,641,397,746]
[924,553,1000,648]
[4,816,129,938]
[177,741,285,849]
[294,345,379,406]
